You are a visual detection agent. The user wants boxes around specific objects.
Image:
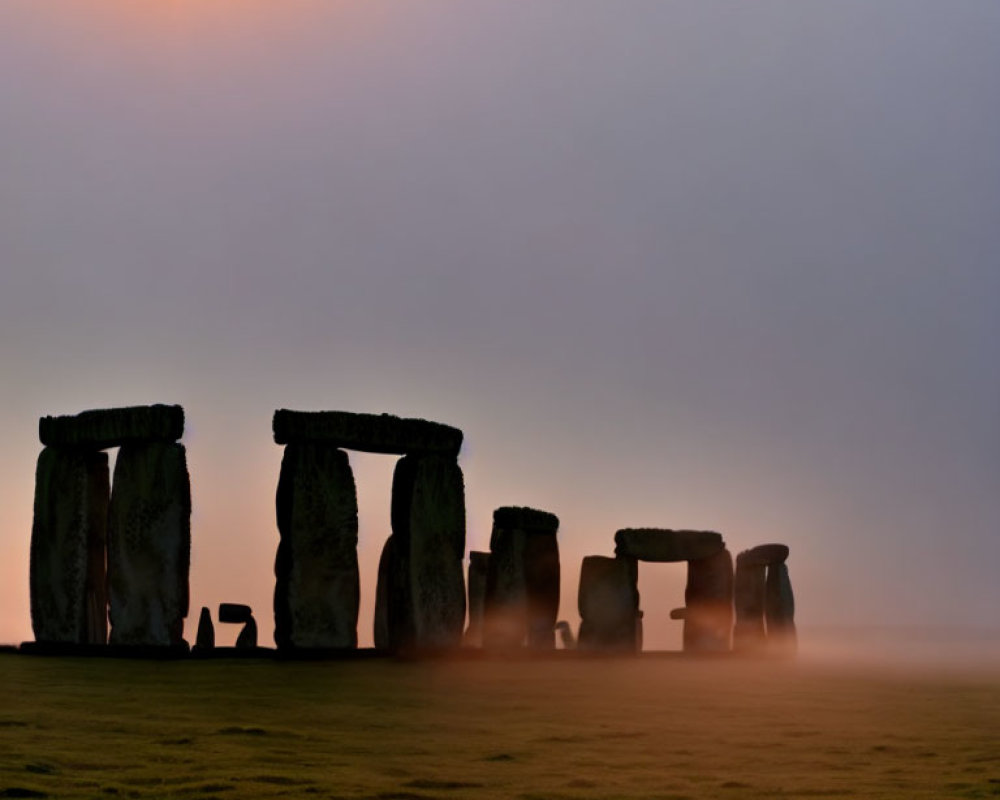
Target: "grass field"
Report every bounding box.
[1,651,998,799]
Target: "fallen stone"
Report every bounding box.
[40,404,184,449]
[614,529,724,563]
[732,550,767,652]
[577,556,640,652]
[765,562,797,654]
[683,547,734,652]
[195,607,215,650]
[390,454,466,649]
[273,409,462,455]
[740,543,790,567]
[273,443,360,650]
[464,551,490,646]
[218,603,253,624]
[107,442,190,647]
[30,447,109,645]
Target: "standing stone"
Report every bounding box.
[29,447,109,645]
[577,556,640,652]
[483,507,560,650]
[194,607,215,650]
[107,442,190,647]
[390,454,466,649]
[765,562,797,654]
[464,551,490,646]
[733,550,767,652]
[483,524,526,648]
[273,443,359,650]
[683,547,734,653]
[373,535,411,651]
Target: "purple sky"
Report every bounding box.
[2,1,998,649]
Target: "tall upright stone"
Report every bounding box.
[273,443,359,650]
[390,453,466,649]
[107,442,190,647]
[577,555,640,652]
[733,550,767,652]
[29,447,109,644]
[373,535,410,651]
[683,547,733,653]
[765,562,797,654]
[464,551,490,646]
[483,507,560,649]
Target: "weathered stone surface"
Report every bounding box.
[524,526,560,649]
[492,506,559,532]
[30,447,109,645]
[273,409,462,455]
[733,550,767,652]
[273,443,359,650]
[108,442,191,647]
[195,607,215,650]
[577,556,640,652]
[483,507,560,649]
[390,454,466,649]
[765,562,796,654]
[683,547,734,652]
[483,526,526,648]
[741,543,790,567]
[218,603,252,624]
[614,529,724,563]
[40,404,184,450]
[464,551,490,646]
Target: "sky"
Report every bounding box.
[1,1,998,651]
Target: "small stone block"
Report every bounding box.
[273,409,462,455]
[194,607,215,650]
[40,405,184,449]
[218,603,252,624]
[670,607,687,620]
[614,529,724,562]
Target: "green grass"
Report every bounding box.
[1,653,998,799]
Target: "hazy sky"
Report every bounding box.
[2,1,998,650]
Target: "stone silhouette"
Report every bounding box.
[30,448,109,644]
[29,405,189,648]
[683,546,734,652]
[273,410,466,652]
[273,443,360,649]
[107,441,191,646]
[734,544,794,653]
[483,507,560,649]
[611,528,732,654]
[464,551,490,646]
[219,603,258,649]
[765,562,796,654]
[577,555,640,652]
[194,607,215,651]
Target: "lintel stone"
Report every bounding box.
[740,543,790,567]
[272,409,462,455]
[614,528,723,562]
[40,405,184,450]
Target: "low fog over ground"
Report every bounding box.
[1,2,998,655]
